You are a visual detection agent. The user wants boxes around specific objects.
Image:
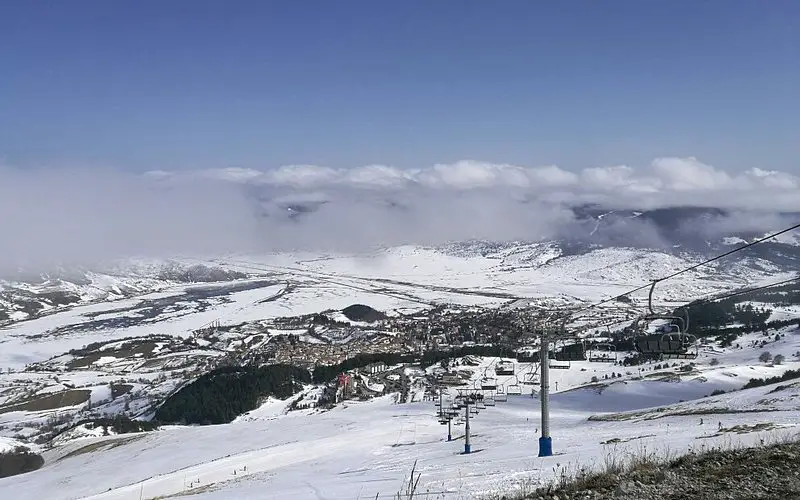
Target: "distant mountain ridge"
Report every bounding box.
[0,262,246,324]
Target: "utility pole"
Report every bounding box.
[538,326,552,457]
[464,395,471,454]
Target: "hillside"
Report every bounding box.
[522,439,800,500]
[1,321,800,498]
[0,232,799,499]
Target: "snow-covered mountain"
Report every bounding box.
[0,262,247,324]
[0,203,799,498]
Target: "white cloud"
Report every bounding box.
[581,165,640,190]
[265,164,340,187]
[527,165,579,187]
[650,157,734,191]
[344,165,406,187]
[743,167,799,189]
[2,156,800,273]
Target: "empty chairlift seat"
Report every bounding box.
[494,360,515,375]
[634,333,698,359]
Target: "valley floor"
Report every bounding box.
[2,372,799,500]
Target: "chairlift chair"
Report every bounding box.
[522,363,541,384]
[632,280,697,359]
[506,376,522,395]
[658,332,699,359]
[549,358,570,370]
[494,360,515,376]
[522,373,539,385]
[588,343,617,363]
[480,377,498,390]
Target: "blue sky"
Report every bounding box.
[1,1,797,171]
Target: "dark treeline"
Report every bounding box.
[675,281,800,334]
[156,364,311,425]
[676,301,772,332]
[742,369,800,390]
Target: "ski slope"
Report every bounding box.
[1,244,798,499]
[3,378,798,500]
[3,327,800,500]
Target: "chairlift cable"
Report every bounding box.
[567,221,800,318]
[572,275,800,340]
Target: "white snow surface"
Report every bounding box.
[3,375,799,500]
[0,436,31,454]
[0,246,790,370]
[3,326,800,500]
[1,246,799,498]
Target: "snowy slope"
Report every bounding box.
[2,326,800,499]
[0,244,777,372]
[3,370,799,500]
[0,240,798,499]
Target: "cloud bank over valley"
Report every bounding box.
[1,157,798,273]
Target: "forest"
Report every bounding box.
[676,281,800,333]
[156,364,311,425]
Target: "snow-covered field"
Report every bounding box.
[1,245,799,499]
[2,245,778,371]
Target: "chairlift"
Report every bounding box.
[494,360,515,376]
[632,281,698,359]
[549,358,570,370]
[588,343,617,363]
[480,377,498,390]
[522,363,540,384]
[659,332,699,359]
[484,397,496,406]
[506,376,522,395]
[522,373,539,385]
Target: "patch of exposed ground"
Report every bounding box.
[58,435,143,461]
[589,406,785,422]
[513,440,800,500]
[0,389,91,414]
